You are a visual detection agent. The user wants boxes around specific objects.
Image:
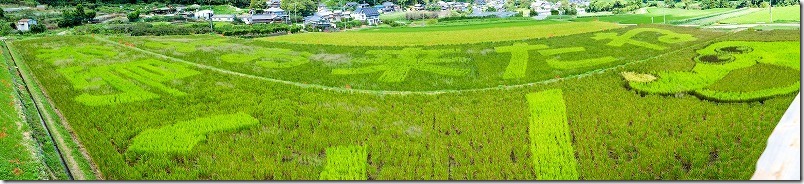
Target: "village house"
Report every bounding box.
[352,7,380,25]
[381,2,399,12]
[244,8,288,24]
[242,0,288,24]
[303,14,333,29]
[211,14,235,22]
[151,7,175,15]
[267,0,282,8]
[194,10,214,20]
[413,3,425,11]
[16,19,37,32]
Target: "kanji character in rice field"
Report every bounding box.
[495,43,617,79]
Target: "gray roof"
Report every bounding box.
[304,15,322,22]
[212,14,235,18]
[382,2,395,6]
[266,7,285,12]
[354,7,380,16]
[252,14,280,19]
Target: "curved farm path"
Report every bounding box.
[95,34,728,96]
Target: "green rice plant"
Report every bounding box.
[546,57,618,70]
[10,28,794,180]
[260,21,624,46]
[526,89,579,180]
[37,45,116,65]
[319,145,368,180]
[220,48,312,69]
[496,44,619,77]
[127,112,259,155]
[627,41,800,102]
[141,39,231,53]
[142,41,196,53]
[59,59,200,106]
[719,5,801,24]
[592,28,697,50]
[538,47,618,70]
[495,43,549,79]
[331,48,470,83]
[69,68,161,106]
[694,82,800,102]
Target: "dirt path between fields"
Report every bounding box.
[4,41,103,180]
[95,34,732,96]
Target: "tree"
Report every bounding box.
[0,21,12,36]
[30,24,46,33]
[664,0,676,7]
[58,4,91,27]
[250,0,265,9]
[84,10,97,21]
[281,0,317,17]
[128,11,140,22]
[559,0,577,15]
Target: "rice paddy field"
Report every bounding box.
[576,7,735,24]
[2,20,800,180]
[719,6,801,24]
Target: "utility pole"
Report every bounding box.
[769,0,773,23]
[208,0,214,31]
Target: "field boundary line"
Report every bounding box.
[5,40,103,180]
[95,34,728,96]
[2,41,75,179]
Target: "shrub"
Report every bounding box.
[386,21,404,27]
[126,11,140,22]
[29,24,47,33]
[405,11,438,20]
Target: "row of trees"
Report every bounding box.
[586,0,643,13]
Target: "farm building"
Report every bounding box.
[211,14,236,22]
[346,2,359,7]
[151,7,175,15]
[267,0,282,8]
[16,19,37,32]
[194,10,214,20]
[304,14,334,29]
[352,7,380,25]
[413,4,425,10]
[246,10,288,24]
[381,2,399,12]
